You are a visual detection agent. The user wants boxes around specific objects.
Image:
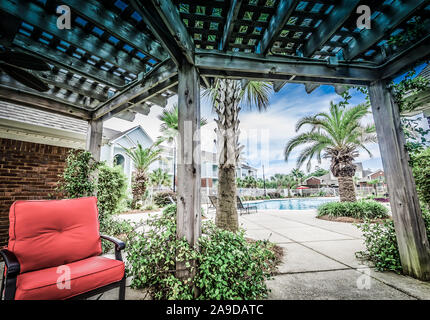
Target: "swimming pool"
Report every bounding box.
[247,197,337,210]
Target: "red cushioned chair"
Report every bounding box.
[0,197,126,300]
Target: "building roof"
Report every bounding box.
[0,101,88,135]
[0,101,120,148]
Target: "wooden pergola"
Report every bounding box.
[1,0,430,280]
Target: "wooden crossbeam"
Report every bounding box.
[12,35,126,88]
[101,76,178,121]
[0,0,145,74]
[93,60,177,120]
[38,71,108,102]
[0,85,91,120]
[130,0,194,66]
[59,0,168,62]
[195,50,379,84]
[380,34,430,81]
[0,73,94,108]
[219,0,243,51]
[257,0,300,55]
[343,0,428,61]
[273,76,295,92]
[300,0,360,57]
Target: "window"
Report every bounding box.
[114,154,125,169]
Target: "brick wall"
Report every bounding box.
[0,138,71,247]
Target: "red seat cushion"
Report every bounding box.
[15,256,124,300]
[8,197,102,273]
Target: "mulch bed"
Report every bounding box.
[246,237,284,274]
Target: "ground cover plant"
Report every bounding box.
[317,200,389,221]
[125,204,281,300]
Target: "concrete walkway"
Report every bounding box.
[239,210,430,300]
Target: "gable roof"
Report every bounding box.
[109,125,154,145]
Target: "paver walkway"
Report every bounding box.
[239,210,430,300]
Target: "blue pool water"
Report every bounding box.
[247,198,337,210]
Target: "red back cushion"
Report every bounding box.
[8,197,102,273]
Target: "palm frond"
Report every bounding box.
[240,81,272,111]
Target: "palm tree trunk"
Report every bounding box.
[214,79,242,232]
[338,176,356,202]
[216,166,238,231]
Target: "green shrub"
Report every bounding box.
[153,191,177,207]
[97,164,129,251]
[126,205,277,300]
[57,150,99,198]
[356,211,430,272]
[97,164,128,218]
[317,200,389,220]
[410,147,430,210]
[356,219,402,272]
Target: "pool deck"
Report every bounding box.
[239,209,430,300]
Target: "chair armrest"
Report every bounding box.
[100,235,125,251]
[0,249,20,276]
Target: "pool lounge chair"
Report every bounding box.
[237,196,257,215]
[208,195,217,209]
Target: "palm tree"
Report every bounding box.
[158,104,207,192]
[150,168,172,190]
[283,174,298,197]
[291,168,305,185]
[204,79,272,232]
[242,176,258,188]
[123,142,163,208]
[270,174,286,190]
[285,101,376,202]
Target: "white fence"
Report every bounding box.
[201,185,387,203]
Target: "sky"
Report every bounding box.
[103,63,428,179]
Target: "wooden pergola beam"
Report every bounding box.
[219,0,243,51]
[273,76,295,92]
[0,73,95,108]
[343,0,427,61]
[0,0,145,75]
[368,80,430,280]
[257,0,300,55]
[12,35,126,88]
[300,0,360,58]
[59,0,168,62]
[380,34,430,81]
[86,119,103,161]
[176,61,201,282]
[130,0,194,66]
[93,60,177,120]
[195,51,379,84]
[0,85,91,120]
[38,71,108,102]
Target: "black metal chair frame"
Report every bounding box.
[0,234,126,300]
[208,195,217,209]
[236,196,258,215]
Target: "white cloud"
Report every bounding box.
[103,83,383,178]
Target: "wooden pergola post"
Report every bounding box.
[86,119,103,161]
[176,61,202,280]
[368,80,430,280]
